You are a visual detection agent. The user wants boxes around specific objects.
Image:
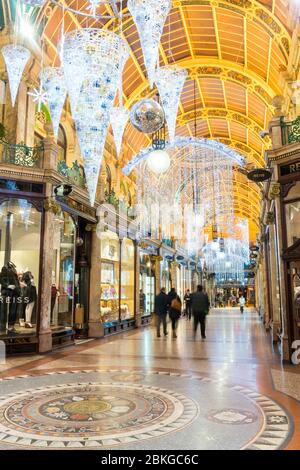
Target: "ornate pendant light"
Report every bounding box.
[1,44,30,106]
[127,0,172,88]
[60,29,129,206]
[40,67,67,139]
[110,106,129,157]
[155,65,187,144]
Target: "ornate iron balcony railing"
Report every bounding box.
[0,139,44,168]
[280,116,300,145]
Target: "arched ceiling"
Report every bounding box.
[36,0,291,241]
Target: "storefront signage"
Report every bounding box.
[280,160,300,177]
[247,168,271,182]
[57,196,96,220]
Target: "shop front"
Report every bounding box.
[0,179,44,353]
[100,230,136,335]
[279,163,300,359]
[139,251,155,323]
[50,195,95,347]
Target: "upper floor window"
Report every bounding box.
[57,125,67,162]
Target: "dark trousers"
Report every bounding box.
[157,313,167,336]
[193,311,206,338]
[186,302,192,320]
[240,306,244,314]
[171,317,178,331]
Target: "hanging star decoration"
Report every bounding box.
[28,82,48,112]
[87,0,101,17]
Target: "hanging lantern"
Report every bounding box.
[60,29,129,206]
[147,149,170,174]
[155,66,187,144]
[130,98,165,134]
[40,67,67,139]
[110,107,129,156]
[2,44,30,106]
[127,0,171,88]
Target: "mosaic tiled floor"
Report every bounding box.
[0,369,291,450]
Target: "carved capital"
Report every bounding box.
[265,211,275,225]
[85,223,97,232]
[44,197,61,215]
[268,182,280,199]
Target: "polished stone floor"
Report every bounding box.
[0,308,299,450]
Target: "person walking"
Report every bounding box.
[155,288,169,337]
[184,289,192,320]
[191,285,210,340]
[167,287,182,338]
[239,294,246,314]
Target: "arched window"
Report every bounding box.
[106,164,112,193]
[57,125,67,162]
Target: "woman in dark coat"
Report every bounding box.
[167,288,182,338]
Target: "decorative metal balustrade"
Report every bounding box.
[57,159,86,189]
[0,139,44,167]
[280,116,300,145]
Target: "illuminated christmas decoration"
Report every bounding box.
[87,0,101,16]
[40,67,67,139]
[21,0,46,6]
[60,28,129,206]
[28,82,48,112]
[1,44,30,106]
[110,107,129,156]
[155,66,187,144]
[147,149,170,174]
[127,0,172,88]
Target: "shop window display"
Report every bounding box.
[0,198,41,336]
[161,257,171,293]
[100,231,120,323]
[120,238,135,320]
[51,212,75,328]
[285,200,300,247]
[139,253,155,317]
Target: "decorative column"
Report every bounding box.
[38,129,59,352]
[268,184,282,342]
[152,255,162,295]
[88,225,103,337]
[271,176,290,361]
[268,96,284,149]
[170,260,178,290]
[135,242,141,327]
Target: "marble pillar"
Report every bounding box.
[38,132,59,352]
[273,190,290,361]
[38,182,54,353]
[154,256,162,295]
[268,223,281,342]
[88,228,103,338]
[135,243,141,327]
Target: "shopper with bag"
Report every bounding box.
[191,285,210,340]
[167,288,182,338]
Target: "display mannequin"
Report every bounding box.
[21,271,37,328]
[51,283,59,325]
[0,261,21,333]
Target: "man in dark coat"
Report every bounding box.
[191,285,210,339]
[155,287,168,337]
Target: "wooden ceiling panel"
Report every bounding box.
[198,78,225,107]
[230,122,247,144]
[248,95,267,128]
[216,9,244,64]
[224,82,246,114]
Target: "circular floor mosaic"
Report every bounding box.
[0,370,292,450]
[0,382,199,448]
